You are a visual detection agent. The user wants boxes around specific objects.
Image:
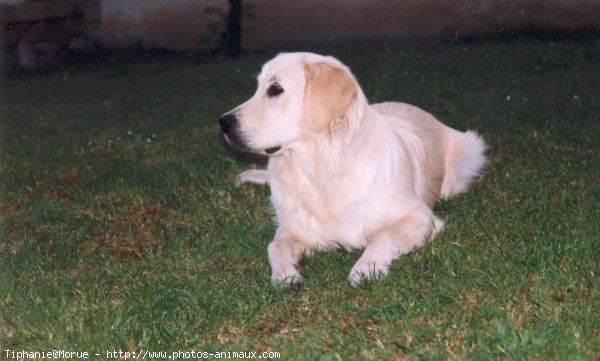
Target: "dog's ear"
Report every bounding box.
[304,61,357,132]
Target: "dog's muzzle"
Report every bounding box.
[218,113,249,151]
[218,113,282,155]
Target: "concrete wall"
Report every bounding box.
[98,0,600,52]
[0,0,101,68]
[3,0,600,65]
[99,0,226,51]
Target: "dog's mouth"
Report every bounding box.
[264,146,282,155]
[224,134,252,153]
[224,135,282,156]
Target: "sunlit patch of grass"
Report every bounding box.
[1,37,599,359]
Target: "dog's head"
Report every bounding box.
[218,52,364,156]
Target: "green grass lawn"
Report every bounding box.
[1,37,599,360]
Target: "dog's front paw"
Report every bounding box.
[235,169,268,186]
[348,261,389,287]
[271,269,304,287]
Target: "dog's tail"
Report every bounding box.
[440,130,486,200]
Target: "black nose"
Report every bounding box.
[218,114,237,133]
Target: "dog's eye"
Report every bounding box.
[267,83,284,97]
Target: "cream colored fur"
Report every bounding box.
[222,52,486,286]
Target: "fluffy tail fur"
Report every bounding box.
[440,131,486,199]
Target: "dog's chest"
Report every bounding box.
[268,165,381,250]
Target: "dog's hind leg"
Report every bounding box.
[349,206,439,287]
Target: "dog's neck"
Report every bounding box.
[271,104,381,181]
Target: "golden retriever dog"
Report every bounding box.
[219,52,486,286]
